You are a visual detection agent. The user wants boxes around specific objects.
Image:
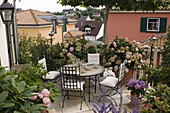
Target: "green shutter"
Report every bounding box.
[140,18,147,32]
[159,18,167,32]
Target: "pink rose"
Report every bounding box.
[31,95,37,100]
[38,93,43,98]
[41,89,50,97]
[43,97,51,107]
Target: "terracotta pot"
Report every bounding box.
[41,109,48,113]
[130,94,139,105]
[127,93,142,109]
[115,70,133,82]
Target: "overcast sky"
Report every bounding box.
[16,0,85,12]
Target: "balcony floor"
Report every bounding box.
[47,83,133,113]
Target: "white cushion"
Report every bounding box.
[103,69,115,77]
[43,71,60,80]
[100,76,118,87]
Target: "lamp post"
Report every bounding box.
[149,36,156,67]
[0,0,14,70]
[48,31,54,47]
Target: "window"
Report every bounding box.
[85,27,91,33]
[140,17,167,33]
[147,18,160,32]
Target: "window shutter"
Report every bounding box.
[140,18,147,32]
[159,18,167,32]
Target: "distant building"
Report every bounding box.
[107,10,170,42]
[79,20,104,41]
[62,8,77,16]
[17,9,77,43]
[75,16,91,29]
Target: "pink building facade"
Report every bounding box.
[107,11,170,42]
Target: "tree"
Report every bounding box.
[56,0,169,43]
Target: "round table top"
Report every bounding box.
[63,63,105,77]
[80,64,104,77]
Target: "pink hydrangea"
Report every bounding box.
[43,97,51,107]
[41,89,50,97]
[31,95,37,100]
[38,93,43,98]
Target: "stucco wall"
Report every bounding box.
[18,25,63,43]
[107,11,170,42]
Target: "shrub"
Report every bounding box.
[141,84,170,113]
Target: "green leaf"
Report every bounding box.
[22,86,37,95]
[23,101,31,109]
[0,66,6,76]
[29,104,44,111]
[1,103,15,108]
[0,74,6,80]
[14,111,22,113]
[16,81,26,93]
[3,75,18,81]
[0,91,8,103]
[11,79,16,88]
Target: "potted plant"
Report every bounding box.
[127,79,147,107]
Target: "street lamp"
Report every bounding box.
[149,36,156,67]
[0,0,15,70]
[48,31,55,47]
[0,0,14,23]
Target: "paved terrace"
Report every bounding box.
[47,83,132,113]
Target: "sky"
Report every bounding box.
[16,0,86,12]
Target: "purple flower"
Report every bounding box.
[135,84,141,90]
[127,79,135,87]
[139,80,147,88]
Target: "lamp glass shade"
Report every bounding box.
[0,2,14,22]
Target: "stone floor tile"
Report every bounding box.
[59,99,90,113]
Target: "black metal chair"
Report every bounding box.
[60,64,86,110]
[99,60,126,106]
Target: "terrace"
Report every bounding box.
[0,1,170,113]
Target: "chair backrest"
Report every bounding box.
[87,53,100,65]
[38,58,47,70]
[60,65,81,90]
[118,60,126,82]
